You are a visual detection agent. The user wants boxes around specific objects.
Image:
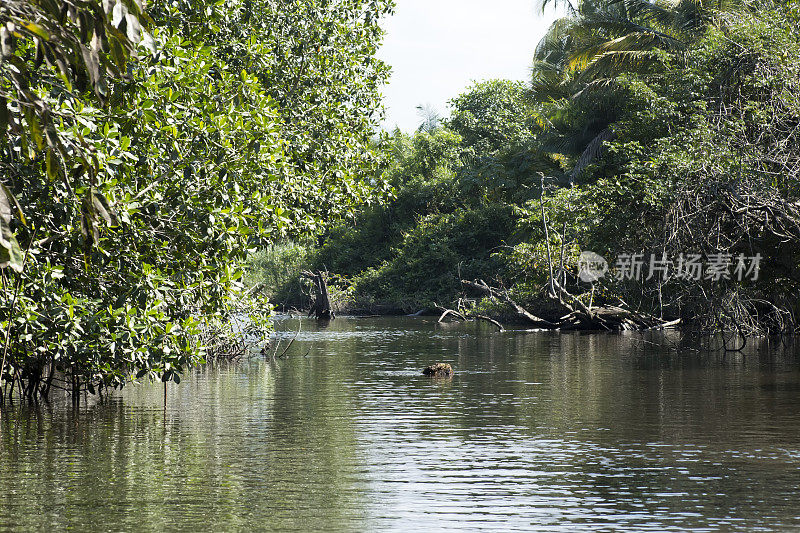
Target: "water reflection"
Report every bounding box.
[0,317,799,531]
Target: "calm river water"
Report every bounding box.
[1,316,800,531]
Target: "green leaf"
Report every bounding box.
[92,192,118,226]
[80,44,101,87]
[46,149,58,180]
[44,121,60,150]
[39,0,60,19]
[125,14,141,43]
[22,21,50,41]
[25,109,44,150]
[0,97,7,133]
[0,186,11,224]
[0,219,23,273]
[0,184,24,225]
[0,27,13,57]
[80,194,100,245]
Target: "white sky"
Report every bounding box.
[378,0,562,132]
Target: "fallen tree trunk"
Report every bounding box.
[301,270,335,320]
[438,308,466,323]
[461,279,675,332]
[461,280,556,328]
[435,304,504,332]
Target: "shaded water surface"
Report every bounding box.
[2,316,800,531]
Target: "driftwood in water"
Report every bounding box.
[461,280,555,328]
[435,304,504,332]
[461,279,678,332]
[301,270,335,320]
[437,308,466,322]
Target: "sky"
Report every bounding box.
[378,0,562,132]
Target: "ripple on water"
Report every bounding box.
[1,317,800,531]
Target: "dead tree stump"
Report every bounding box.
[302,270,335,320]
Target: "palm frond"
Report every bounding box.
[582,49,663,79]
[608,0,680,29]
[568,31,684,72]
[567,127,616,183]
[673,0,747,32]
[576,11,684,44]
[534,17,577,66]
[570,77,618,100]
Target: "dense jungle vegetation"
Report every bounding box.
[2,0,799,400]
[0,0,393,399]
[255,0,800,335]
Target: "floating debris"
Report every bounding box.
[422,363,453,377]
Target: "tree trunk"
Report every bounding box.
[302,270,335,320]
[461,279,677,332]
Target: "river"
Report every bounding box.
[1,316,799,531]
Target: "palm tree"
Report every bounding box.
[530,0,745,182]
[416,104,442,133]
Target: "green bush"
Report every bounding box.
[0,0,394,398]
[349,205,515,311]
[246,243,312,309]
